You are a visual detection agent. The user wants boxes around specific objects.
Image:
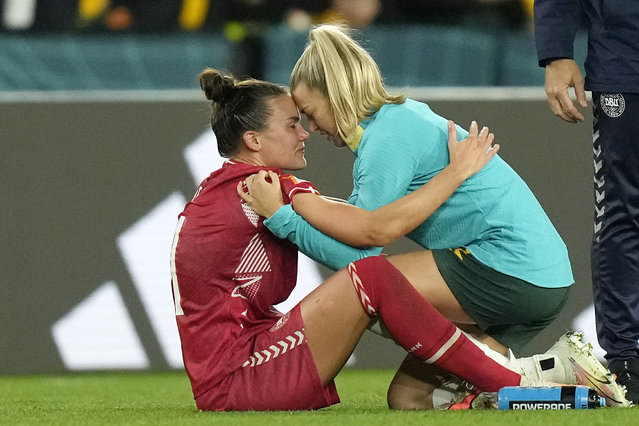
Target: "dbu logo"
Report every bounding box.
[600,93,625,118]
[604,98,619,107]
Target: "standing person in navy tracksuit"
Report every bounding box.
[535,0,639,404]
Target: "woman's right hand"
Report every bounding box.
[446,120,499,180]
[236,170,284,218]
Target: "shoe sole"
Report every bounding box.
[448,391,497,410]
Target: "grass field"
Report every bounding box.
[1,369,636,425]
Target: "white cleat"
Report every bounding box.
[433,379,497,410]
[544,331,631,407]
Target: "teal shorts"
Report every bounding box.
[432,248,571,355]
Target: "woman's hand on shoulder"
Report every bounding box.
[236,170,284,218]
[447,120,499,180]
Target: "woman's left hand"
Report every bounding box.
[447,120,500,180]
[236,170,284,218]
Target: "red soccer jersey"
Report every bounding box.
[170,160,319,399]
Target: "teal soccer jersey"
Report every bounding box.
[266,99,573,288]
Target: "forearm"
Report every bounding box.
[367,164,467,245]
[265,204,382,270]
[292,165,464,247]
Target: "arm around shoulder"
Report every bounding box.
[291,121,498,247]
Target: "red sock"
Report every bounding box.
[347,256,521,392]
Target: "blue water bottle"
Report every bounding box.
[498,385,606,410]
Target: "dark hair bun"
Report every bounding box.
[198,68,237,104]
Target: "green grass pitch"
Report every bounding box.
[1,369,636,425]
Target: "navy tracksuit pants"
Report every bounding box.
[592,92,639,361]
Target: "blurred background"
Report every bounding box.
[2,0,596,375]
[0,0,583,90]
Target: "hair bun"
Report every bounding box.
[198,68,237,103]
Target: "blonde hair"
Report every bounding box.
[290,24,405,140]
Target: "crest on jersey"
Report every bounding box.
[600,93,625,118]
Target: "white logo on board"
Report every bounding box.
[51,131,324,370]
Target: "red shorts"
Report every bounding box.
[195,305,340,411]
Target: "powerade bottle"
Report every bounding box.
[498,385,606,410]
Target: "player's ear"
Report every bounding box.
[242,131,260,152]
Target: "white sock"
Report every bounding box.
[460,331,518,371]
[460,331,569,385]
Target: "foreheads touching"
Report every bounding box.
[290,24,403,143]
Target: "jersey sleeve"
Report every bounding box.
[534,0,581,65]
[264,204,382,271]
[279,173,320,202]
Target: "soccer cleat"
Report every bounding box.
[468,391,498,410]
[448,390,498,410]
[433,379,497,410]
[544,331,631,407]
[448,391,479,410]
[608,357,639,405]
[432,378,472,410]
